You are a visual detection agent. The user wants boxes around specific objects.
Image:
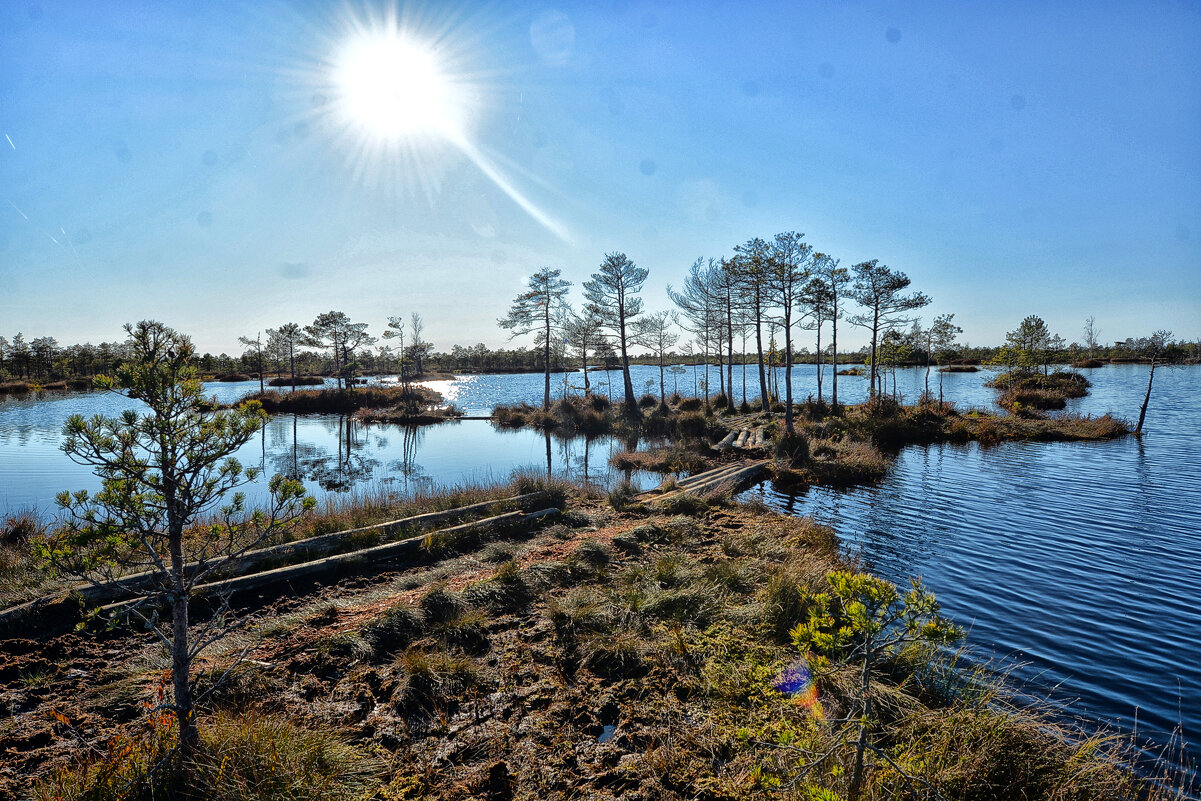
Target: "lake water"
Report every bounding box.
[1,362,1198,777]
[739,363,1199,776]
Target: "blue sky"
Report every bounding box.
[2,0,1198,355]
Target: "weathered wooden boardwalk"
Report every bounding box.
[638,459,770,505]
[0,492,561,639]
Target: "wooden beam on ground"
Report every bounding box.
[97,508,561,621]
[0,491,557,639]
[646,460,769,505]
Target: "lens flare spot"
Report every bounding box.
[774,657,823,719]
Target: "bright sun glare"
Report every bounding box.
[319,12,570,242]
[334,32,462,141]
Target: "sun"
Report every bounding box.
[333,30,463,141]
[308,7,571,241]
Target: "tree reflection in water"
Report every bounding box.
[385,424,431,494]
[265,414,383,493]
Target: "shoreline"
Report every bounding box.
[1,478,1187,798]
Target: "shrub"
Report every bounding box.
[677,411,710,441]
[588,393,611,411]
[418,585,465,625]
[608,481,644,513]
[775,431,809,464]
[712,392,729,409]
[361,603,426,657]
[36,712,380,801]
[638,393,658,409]
[393,648,481,713]
[677,397,702,412]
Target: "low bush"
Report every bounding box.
[393,648,482,713]
[267,375,324,387]
[361,603,426,657]
[35,712,380,801]
[607,481,644,513]
[677,411,710,441]
[775,431,809,464]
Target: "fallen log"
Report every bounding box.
[714,430,739,450]
[649,461,769,505]
[642,462,745,499]
[675,462,744,489]
[0,492,557,639]
[98,508,561,621]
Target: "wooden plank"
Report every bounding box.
[648,460,769,505]
[0,491,555,638]
[714,430,738,450]
[99,509,561,619]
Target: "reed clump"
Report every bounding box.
[266,375,325,387]
[989,370,1090,413]
[243,385,450,419]
[608,446,709,474]
[0,511,57,611]
[35,711,380,801]
[491,393,720,438]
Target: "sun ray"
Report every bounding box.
[298,4,570,242]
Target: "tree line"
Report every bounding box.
[4,262,1197,399]
[499,234,943,435]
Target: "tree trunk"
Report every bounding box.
[815,320,823,403]
[848,654,871,801]
[755,293,769,411]
[726,302,735,411]
[717,337,725,399]
[581,346,591,396]
[831,313,839,408]
[289,341,296,393]
[783,309,795,433]
[868,308,881,399]
[543,306,552,410]
[1136,360,1156,433]
[619,321,638,416]
[169,527,197,757]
